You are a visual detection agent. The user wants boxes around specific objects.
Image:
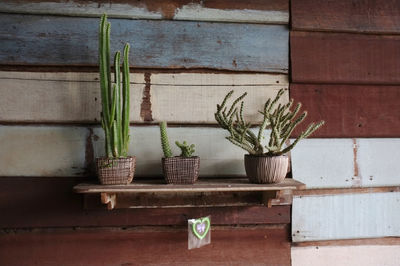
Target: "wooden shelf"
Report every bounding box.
[74,178,305,210]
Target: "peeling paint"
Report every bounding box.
[140,73,153,122]
[352,138,362,187]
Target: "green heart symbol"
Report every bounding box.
[192,217,210,240]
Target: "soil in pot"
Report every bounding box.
[244,154,288,184]
[162,156,200,184]
[96,156,136,185]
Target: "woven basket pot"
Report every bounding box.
[96,156,136,185]
[162,156,200,184]
[244,154,288,184]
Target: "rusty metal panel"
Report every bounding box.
[290,84,400,138]
[291,0,400,34]
[0,0,289,24]
[291,31,400,84]
[292,192,400,242]
[0,14,289,72]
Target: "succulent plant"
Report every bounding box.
[99,14,131,158]
[215,88,324,156]
[159,122,196,158]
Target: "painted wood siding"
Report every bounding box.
[292,192,400,242]
[0,14,288,72]
[290,0,400,252]
[291,0,400,34]
[0,0,289,24]
[0,72,288,123]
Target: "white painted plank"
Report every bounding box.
[292,192,400,242]
[0,126,87,177]
[0,125,268,177]
[291,138,400,188]
[0,2,289,24]
[0,71,288,123]
[150,73,288,86]
[291,139,355,188]
[0,72,144,123]
[358,139,400,187]
[292,245,400,266]
[151,85,288,123]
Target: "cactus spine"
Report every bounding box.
[215,89,324,156]
[99,14,130,158]
[160,122,173,158]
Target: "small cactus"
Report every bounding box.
[175,141,195,158]
[215,88,324,156]
[159,122,196,158]
[159,121,173,158]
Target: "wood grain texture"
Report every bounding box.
[291,31,400,84]
[292,245,400,266]
[292,192,400,242]
[0,125,273,177]
[0,71,288,123]
[0,226,290,265]
[0,0,289,24]
[290,84,400,138]
[0,14,289,72]
[291,0,400,34]
[0,177,290,228]
[291,138,400,189]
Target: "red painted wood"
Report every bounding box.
[290,84,400,138]
[291,31,400,84]
[0,227,290,265]
[0,177,290,228]
[0,228,290,265]
[291,0,400,34]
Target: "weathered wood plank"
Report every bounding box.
[74,178,304,193]
[291,139,400,189]
[0,0,289,24]
[291,31,400,84]
[0,177,291,228]
[292,245,400,266]
[0,226,290,265]
[290,84,400,138]
[291,0,400,34]
[292,192,400,242]
[0,14,289,72]
[0,125,271,177]
[0,71,288,123]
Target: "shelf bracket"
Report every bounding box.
[101,192,116,210]
[262,189,293,208]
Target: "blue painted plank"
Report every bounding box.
[0,14,288,72]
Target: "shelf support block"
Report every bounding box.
[101,192,116,210]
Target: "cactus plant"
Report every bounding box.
[175,141,195,157]
[99,14,130,158]
[159,122,196,158]
[160,121,173,158]
[215,88,324,156]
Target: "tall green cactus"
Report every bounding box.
[215,89,324,156]
[160,121,173,158]
[99,14,130,158]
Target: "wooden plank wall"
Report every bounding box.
[290,0,400,265]
[0,1,291,265]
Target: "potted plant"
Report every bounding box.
[159,121,200,184]
[214,89,324,184]
[96,14,135,185]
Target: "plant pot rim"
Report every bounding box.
[96,155,136,160]
[162,156,200,159]
[245,154,288,158]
